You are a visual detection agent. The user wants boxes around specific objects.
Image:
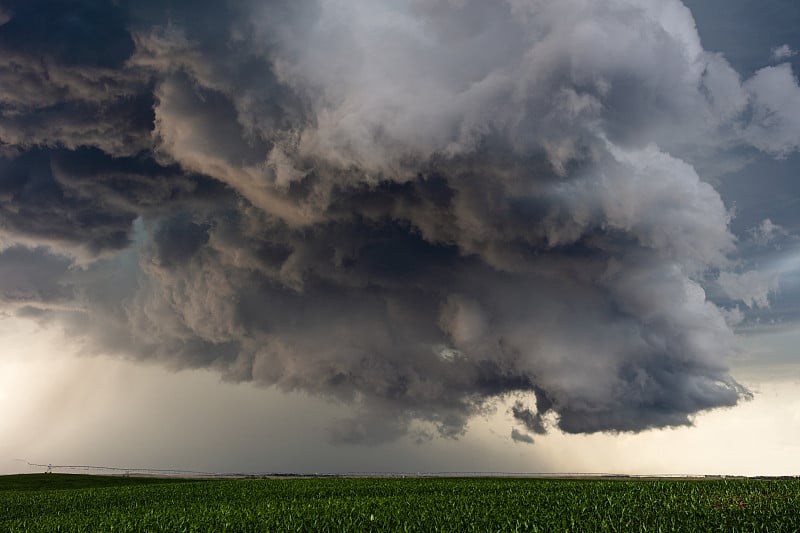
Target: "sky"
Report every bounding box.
[1,0,800,476]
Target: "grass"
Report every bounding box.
[0,474,196,492]
[1,474,799,531]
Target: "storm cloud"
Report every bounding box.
[2,0,798,443]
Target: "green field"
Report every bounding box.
[2,474,799,531]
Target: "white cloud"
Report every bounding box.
[749,218,788,246]
[743,64,800,157]
[718,270,780,308]
[720,305,745,327]
[772,44,797,62]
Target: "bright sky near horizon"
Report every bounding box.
[2,0,800,475]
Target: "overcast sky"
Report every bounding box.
[2,0,800,476]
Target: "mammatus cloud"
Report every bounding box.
[2,0,798,443]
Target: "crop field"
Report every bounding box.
[1,474,799,532]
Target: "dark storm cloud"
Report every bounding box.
[0,246,74,306]
[511,401,547,436]
[0,1,133,67]
[0,1,153,157]
[510,429,534,445]
[0,150,134,255]
[2,0,798,442]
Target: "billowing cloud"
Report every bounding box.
[742,64,800,157]
[0,1,151,158]
[3,0,799,443]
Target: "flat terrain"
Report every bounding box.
[2,474,799,531]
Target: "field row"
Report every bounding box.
[2,474,799,531]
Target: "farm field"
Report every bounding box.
[2,474,799,532]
